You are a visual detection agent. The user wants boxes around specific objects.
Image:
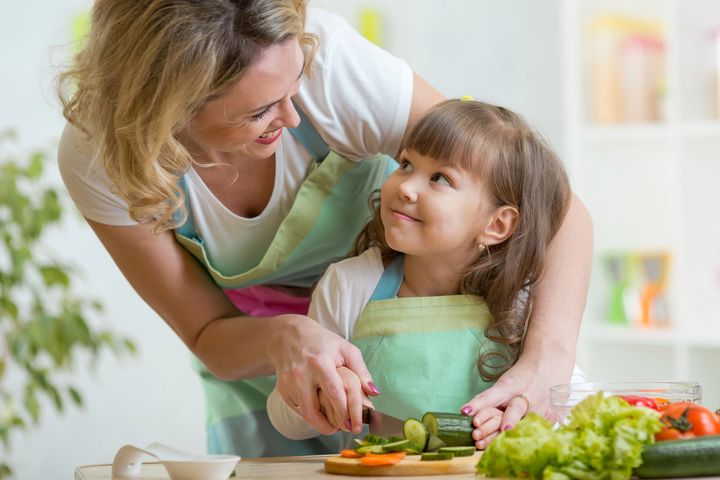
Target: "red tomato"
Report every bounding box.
[618,395,659,411]
[655,402,720,441]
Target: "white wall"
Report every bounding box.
[0,1,562,478]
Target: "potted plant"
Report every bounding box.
[0,130,136,479]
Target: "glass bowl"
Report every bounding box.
[549,381,702,421]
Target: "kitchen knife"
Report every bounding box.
[362,408,405,438]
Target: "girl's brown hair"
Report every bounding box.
[354,99,571,380]
[58,0,316,233]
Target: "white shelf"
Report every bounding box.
[582,323,720,348]
[565,0,720,409]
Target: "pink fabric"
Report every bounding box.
[224,285,311,317]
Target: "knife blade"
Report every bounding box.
[362,408,405,438]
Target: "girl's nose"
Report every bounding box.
[397,178,418,202]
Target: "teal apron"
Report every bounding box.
[351,255,500,421]
[175,106,396,457]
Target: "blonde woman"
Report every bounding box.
[57,0,592,457]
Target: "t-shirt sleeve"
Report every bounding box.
[57,123,137,226]
[308,248,384,340]
[297,8,414,161]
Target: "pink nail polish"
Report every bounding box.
[368,382,380,395]
[503,424,513,431]
[461,406,472,415]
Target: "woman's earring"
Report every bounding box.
[478,242,487,253]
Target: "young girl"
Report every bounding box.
[267,99,585,448]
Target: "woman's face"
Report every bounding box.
[182,38,305,161]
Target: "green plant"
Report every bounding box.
[0,130,136,479]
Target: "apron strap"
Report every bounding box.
[370,255,404,301]
[174,103,328,240]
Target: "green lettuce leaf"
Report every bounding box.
[476,392,662,479]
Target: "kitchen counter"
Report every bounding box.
[74,454,478,479]
[74,454,720,479]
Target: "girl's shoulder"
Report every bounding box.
[324,247,384,285]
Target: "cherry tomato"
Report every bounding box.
[618,395,659,411]
[655,402,720,441]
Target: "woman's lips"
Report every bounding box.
[254,128,282,144]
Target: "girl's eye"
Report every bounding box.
[399,160,412,171]
[250,107,272,121]
[431,173,451,186]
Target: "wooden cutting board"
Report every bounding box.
[324,451,482,476]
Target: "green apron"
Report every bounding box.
[175,106,396,457]
[351,255,499,421]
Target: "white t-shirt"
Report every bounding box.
[58,8,413,275]
[267,248,588,440]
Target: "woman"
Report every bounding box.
[57,0,592,457]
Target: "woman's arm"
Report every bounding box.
[86,219,372,435]
[461,193,593,428]
[401,73,445,154]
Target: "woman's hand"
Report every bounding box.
[269,314,379,435]
[459,349,572,431]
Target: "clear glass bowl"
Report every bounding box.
[549,381,702,421]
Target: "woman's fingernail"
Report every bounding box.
[345,419,352,430]
[477,440,486,449]
[503,424,513,431]
[368,382,381,395]
[461,406,472,415]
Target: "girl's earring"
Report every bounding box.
[478,242,487,253]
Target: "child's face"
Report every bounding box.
[381,149,496,260]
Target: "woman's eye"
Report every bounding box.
[250,108,272,121]
[431,173,451,186]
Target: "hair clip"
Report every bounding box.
[460,95,474,102]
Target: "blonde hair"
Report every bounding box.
[58,0,316,232]
[354,99,571,380]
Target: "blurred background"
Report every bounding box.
[1,0,719,478]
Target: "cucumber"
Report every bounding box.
[635,435,720,478]
[438,446,476,457]
[426,435,447,452]
[421,452,454,461]
[381,440,413,453]
[355,444,386,454]
[403,418,429,451]
[421,412,474,447]
[363,434,389,445]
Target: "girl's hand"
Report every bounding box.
[269,314,379,435]
[318,366,372,434]
[470,407,505,449]
[460,356,549,432]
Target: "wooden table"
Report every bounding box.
[74,454,479,479]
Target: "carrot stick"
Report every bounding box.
[340,449,363,458]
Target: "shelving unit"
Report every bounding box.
[562,0,720,408]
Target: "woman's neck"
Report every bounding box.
[398,254,466,297]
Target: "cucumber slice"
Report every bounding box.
[382,440,413,452]
[355,444,386,454]
[438,446,476,457]
[426,435,447,452]
[353,438,369,447]
[421,412,474,447]
[421,452,454,461]
[403,418,428,451]
[363,434,389,445]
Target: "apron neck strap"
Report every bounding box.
[370,254,404,301]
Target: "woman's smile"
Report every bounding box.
[255,128,282,144]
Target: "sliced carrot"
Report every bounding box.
[340,449,363,458]
[359,451,406,466]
